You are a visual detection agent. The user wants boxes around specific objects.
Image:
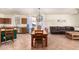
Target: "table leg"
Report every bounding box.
[0,37,1,46]
[31,36,33,47]
[45,37,47,47]
[12,36,14,48]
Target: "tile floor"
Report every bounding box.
[0,34,79,50]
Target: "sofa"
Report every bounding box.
[50,26,74,34]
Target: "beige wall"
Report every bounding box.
[0,9,79,32]
[43,14,79,32]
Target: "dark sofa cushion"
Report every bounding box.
[70,27,74,31]
[65,26,70,31]
[65,26,74,31]
[50,26,74,34]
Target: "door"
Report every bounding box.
[21,18,27,33]
[22,18,27,24]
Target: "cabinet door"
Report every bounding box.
[22,18,27,24]
[0,18,4,24]
[21,27,27,34]
[4,18,11,24]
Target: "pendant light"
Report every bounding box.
[37,8,41,29]
[37,8,40,22]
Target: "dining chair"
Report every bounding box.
[34,30,44,48]
[5,28,14,47]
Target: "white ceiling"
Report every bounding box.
[40,8,78,14]
[0,8,78,15]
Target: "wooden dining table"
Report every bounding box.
[31,29,48,47]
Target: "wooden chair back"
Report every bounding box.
[35,30,43,38]
[35,30,43,33]
[5,28,14,41]
[34,30,44,47]
[5,28,14,47]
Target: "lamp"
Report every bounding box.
[37,8,42,29]
[37,8,40,22]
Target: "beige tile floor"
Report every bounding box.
[0,34,31,50]
[0,34,79,50]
